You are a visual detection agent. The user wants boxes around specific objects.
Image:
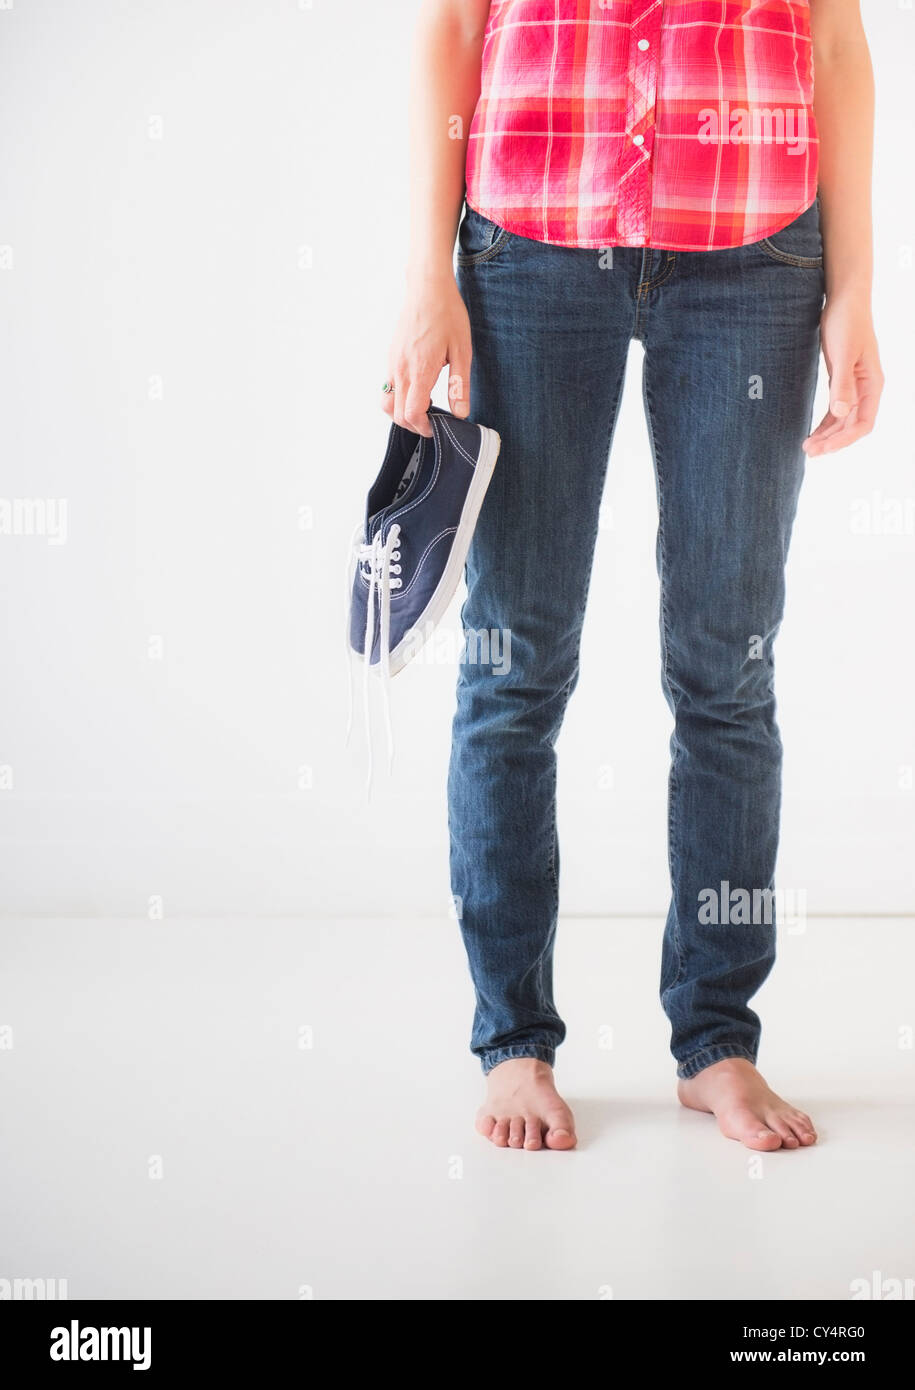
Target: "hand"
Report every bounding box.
[804,294,884,457]
[382,271,472,438]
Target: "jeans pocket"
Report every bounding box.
[757,198,823,267]
[456,205,514,266]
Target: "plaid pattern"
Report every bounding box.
[465,0,818,251]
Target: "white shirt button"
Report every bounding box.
[638,39,650,50]
[632,133,645,146]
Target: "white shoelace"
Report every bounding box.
[344,520,402,794]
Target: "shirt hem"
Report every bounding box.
[464,191,818,254]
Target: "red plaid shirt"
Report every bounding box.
[465,0,818,251]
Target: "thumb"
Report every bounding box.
[829,354,857,420]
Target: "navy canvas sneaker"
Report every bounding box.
[348,406,500,679]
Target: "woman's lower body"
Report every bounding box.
[449,202,824,1085]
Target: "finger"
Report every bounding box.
[391,370,411,432]
[804,406,856,450]
[812,386,881,450]
[806,355,883,453]
[804,410,840,449]
[806,408,865,455]
[804,395,868,449]
[403,374,435,436]
[447,351,472,419]
[807,419,875,456]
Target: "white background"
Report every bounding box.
[0,0,912,919]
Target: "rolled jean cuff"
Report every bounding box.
[479,1043,556,1075]
[676,1042,757,1080]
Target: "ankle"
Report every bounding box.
[487,1057,554,1081]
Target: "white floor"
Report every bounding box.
[1,917,913,1301]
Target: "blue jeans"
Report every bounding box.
[448,200,824,1079]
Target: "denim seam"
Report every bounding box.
[642,366,686,995]
[633,249,649,337]
[641,251,677,291]
[546,361,627,904]
[588,361,629,564]
[757,239,823,269]
[480,1043,556,1074]
[635,252,677,337]
[546,670,577,902]
[546,357,626,909]
[456,227,514,267]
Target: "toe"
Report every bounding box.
[544,1113,577,1150]
[723,1108,783,1150]
[475,1113,496,1139]
[523,1118,543,1150]
[491,1119,510,1148]
[746,1126,783,1151]
[789,1111,817,1145]
[508,1116,525,1149]
[769,1116,800,1148]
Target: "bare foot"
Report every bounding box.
[678,1057,817,1151]
[476,1058,577,1151]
